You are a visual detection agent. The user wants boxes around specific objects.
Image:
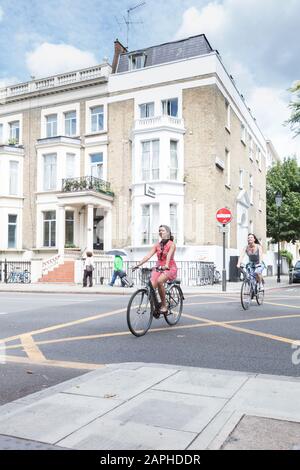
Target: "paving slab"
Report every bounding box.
[58,418,196,450]
[223,375,300,421]
[152,368,250,399]
[0,434,66,450]
[63,366,178,401]
[0,392,123,445]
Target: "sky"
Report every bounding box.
[0,0,299,160]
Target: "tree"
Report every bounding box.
[286,81,300,136]
[266,157,300,243]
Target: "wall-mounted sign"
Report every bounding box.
[144,184,156,198]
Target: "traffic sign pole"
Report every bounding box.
[222,225,226,292]
[216,208,232,292]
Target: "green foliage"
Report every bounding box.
[266,157,300,243]
[285,81,300,136]
[280,249,293,267]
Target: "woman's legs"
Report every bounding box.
[151,273,168,311]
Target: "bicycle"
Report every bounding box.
[126,266,184,337]
[7,268,31,283]
[239,263,264,310]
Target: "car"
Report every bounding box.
[289,260,300,283]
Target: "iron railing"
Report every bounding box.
[91,260,215,286]
[0,260,31,283]
[62,176,114,196]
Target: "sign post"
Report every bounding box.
[216,208,232,292]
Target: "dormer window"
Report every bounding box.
[130,53,146,70]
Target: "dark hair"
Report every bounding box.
[86,251,93,257]
[248,233,260,245]
[159,225,174,242]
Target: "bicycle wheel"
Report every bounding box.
[256,282,265,306]
[241,280,251,310]
[164,285,183,325]
[127,289,153,337]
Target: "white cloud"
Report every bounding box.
[26,43,98,78]
[175,1,300,160]
[248,86,299,158]
[175,4,228,40]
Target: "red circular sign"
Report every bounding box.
[216,207,232,225]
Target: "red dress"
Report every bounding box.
[151,240,177,283]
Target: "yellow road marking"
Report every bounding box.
[20,334,46,362]
[4,312,300,351]
[2,355,103,370]
[0,307,126,345]
[264,302,300,309]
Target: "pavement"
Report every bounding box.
[1,274,300,450]
[0,274,291,295]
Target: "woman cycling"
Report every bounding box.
[237,233,264,285]
[133,225,177,314]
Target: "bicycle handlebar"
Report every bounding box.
[132,266,170,272]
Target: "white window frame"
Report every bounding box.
[225,100,231,132]
[66,153,76,179]
[43,153,57,191]
[43,210,56,247]
[90,106,104,133]
[90,153,103,179]
[249,174,254,205]
[130,54,146,70]
[64,111,77,136]
[170,203,178,242]
[162,98,178,117]
[141,203,159,245]
[239,169,244,189]
[241,123,246,145]
[249,134,254,161]
[8,214,17,249]
[225,148,231,188]
[170,140,178,180]
[141,140,159,181]
[9,121,20,143]
[46,114,58,138]
[9,160,19,195]
[139,102,154,118]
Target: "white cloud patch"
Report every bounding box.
[175,1,300,160]
[26,43,98,78]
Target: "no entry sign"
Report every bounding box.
[216,207,232,225]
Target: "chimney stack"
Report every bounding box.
[112,39,127,73]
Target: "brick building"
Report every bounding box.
[0,34,268,280]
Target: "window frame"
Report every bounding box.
[90,106,104,133]
[43,210,56,247]
[64,111,77,136]
[8,214,17,249]
[46,114,58,138]
[162,98,178,118]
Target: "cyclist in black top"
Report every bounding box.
[237,233,264,285]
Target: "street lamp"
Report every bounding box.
[275,191,283,283]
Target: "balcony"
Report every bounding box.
[36,136,81,148]
[62,176,114,197]
[0,143,24,155]
[133,115,185,134]
[0,64,111,102]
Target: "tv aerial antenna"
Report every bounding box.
[115,1,146,49]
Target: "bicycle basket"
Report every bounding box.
[140,267,152,284]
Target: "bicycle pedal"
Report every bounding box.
[153,312,160,319]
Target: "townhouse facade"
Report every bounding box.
[0,34,268,277]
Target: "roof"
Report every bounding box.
[116,34,214,73]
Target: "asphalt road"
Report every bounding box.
[1,286,300,405]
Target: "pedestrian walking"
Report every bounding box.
[83,251,94,287]
[109,255,126,286]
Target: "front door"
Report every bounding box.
[93,208,104,250]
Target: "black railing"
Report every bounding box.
[0,260,31,283]
[92,260,215,286]
[62,176,114,196]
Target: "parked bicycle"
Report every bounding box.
[7,268,31,283]
[239,263,264,310]
[127,266,184,337]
